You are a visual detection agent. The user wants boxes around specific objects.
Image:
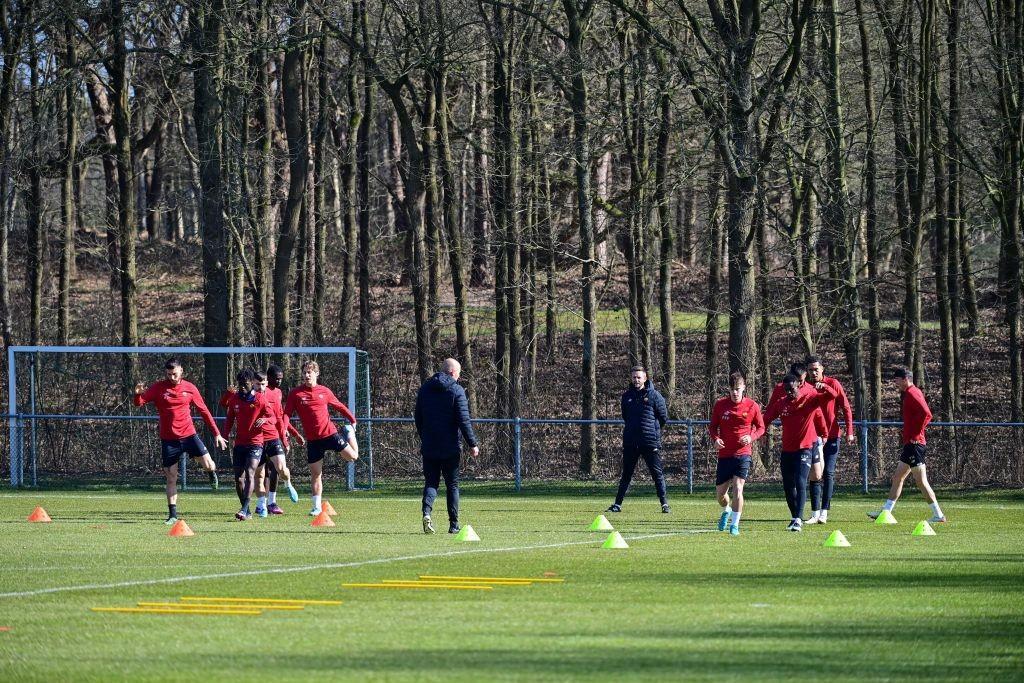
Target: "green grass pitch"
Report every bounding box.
[1,485,1022,681]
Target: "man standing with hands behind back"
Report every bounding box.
[607,366,671,514]
[415,358,479,534]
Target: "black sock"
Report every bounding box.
[811,480,823,511]
[168,504,177,518]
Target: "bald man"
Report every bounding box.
[415,358,479,534]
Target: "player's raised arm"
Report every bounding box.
[133,381,159,406]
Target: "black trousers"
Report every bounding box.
[422,455,461,523]
[780,450,812,519]
[614,445,668,505]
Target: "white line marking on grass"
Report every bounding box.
[0,530,709,600]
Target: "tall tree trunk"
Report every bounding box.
[25,41,43,344]
[653,59,675,409]
[274,0,309,348]
[434,63,476,412]
[339,31,359,338]
[470,72,490,288]
[192,0,229,399]
[855,0,883,473]
[822,0,866,432]
[356,0,373,349]
[565,0,597,473]
[945,0,963,410]
[59,21,78,345]
[112,0,138,370]
[704,161,724,416]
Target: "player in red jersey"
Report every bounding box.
[868,367,946,523]
[804,356,856,524]
[134,358,228,524]
[252,368,304,516]
[708,371,765,536]
[762,375,839,531]
[223,368,285,521]
[283,360,358,516]
[766,362,817,413]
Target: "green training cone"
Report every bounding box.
[589,515,614,532]
[823,530,851,547]
[912,520,936,536]
[874,509,898,525]
[601,531,629,549]
[454,525,480,542]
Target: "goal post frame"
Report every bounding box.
[6,345,367,488]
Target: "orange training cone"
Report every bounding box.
[168,520,195,537]
[311,510,335,527]
[323,500,338,516]
[27,507,51,523]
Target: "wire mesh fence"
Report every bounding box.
[5,413,1023,490]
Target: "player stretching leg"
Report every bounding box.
[253,369,304,516]
[805,356,856,524]
[869,367,946,523]
[762,375,838,531]
[709,372,765,536]
[284,360,358,516]
[224,369,285,521]
[134,358,228,523]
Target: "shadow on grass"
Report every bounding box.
[199,615,1023,680]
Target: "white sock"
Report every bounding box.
[312,494,321,509]
[930,502,943,517]
[882,499,896,512]
[721,505,732,516]
[820,510,828,521]
[257,496,267,509]
[731,511,741,526]
[268,491,276,505]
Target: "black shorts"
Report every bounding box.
[716,456,752,485]
[307,427,351,464]
[263,439,286,458]
[900,443,927,467]
[161,434,209,468]
[232,445,264,469]
[811,439,824,465]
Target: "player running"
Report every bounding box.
[134,358,227,524]
[284,360,358,516]
[804,356,856,524]
[868,367,946,523]
[708,371,765,536]
[223,369,285,521]
[762,375,838,531]
[766,362,816,411]
[253,368,303,516]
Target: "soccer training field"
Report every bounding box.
[1,486,1022,682]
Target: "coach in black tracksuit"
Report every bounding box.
[608,365,671,514]
[415,358,479,534]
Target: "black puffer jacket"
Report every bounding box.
[621,379,669,449]
[414,372,478,459]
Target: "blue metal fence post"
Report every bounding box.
[513,417,522,492]
[860,421,870,494]
[686,421,694,494]
[29,354,37,487]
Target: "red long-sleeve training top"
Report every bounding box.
[901,384,932,445]
[284,384,356,441]
[817,376,855,439]
[134,379,220,441]
[708,396,765,457]
[762,384,838,451]
[766,380,817,414]
[224,391,284,446]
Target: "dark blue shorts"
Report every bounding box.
[716,456,752,485]
[307,427,351,464]
[232,445,264,469]
[263,439,286,458]
[161,434,209,468]
[900,443,927,467]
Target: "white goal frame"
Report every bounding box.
[6,345,364,488]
